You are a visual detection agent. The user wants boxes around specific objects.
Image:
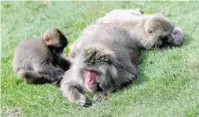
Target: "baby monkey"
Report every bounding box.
[96,9,184,49]
[13,28,70,84]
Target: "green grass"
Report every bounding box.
[1,1,199,117]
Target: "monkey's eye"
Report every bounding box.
[174,31,178,35]
[148,29,153,35]
[96,83,103,91]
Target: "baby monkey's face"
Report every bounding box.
[154,27,184,49]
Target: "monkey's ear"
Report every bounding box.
[43,35,52,45]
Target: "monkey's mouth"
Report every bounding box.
[83,69,98,89]
[156,36,172,49]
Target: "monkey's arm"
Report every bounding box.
[53,53,71,71]
[60,81,92,107]
[56,55,71,71]
[33,63,64,82]
[93,85,116,102]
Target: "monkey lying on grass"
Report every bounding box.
[96,9,184,49]
[62,9,185,107]
[61,23,140,107]
[13,29,70,84]
[69,9,184,59]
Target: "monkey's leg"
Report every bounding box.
[18,69,43,83]
[33,64,64,83]
[61,82,92,107]
[18,69,60,84]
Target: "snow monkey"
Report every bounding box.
[13,28,70,84]
[96,9,184,49]
[61,24,140,107]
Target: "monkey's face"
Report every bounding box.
[167,27,184,46]
[154,27,184,48]
[146,16,184,49]
[81,49,112,93]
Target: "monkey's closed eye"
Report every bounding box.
[147,29,153,35]
[174,31,178,35]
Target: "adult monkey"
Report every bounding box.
[61,24,140,107]
[96,9,184,49]
[13,29,70,84]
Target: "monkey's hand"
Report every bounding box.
[53,52,71,71]
[93,92,107,103]
[50,67,64,84]
[55,67,65,77]
[60,82,92,107]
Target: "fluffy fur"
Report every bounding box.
[61,24,140,106]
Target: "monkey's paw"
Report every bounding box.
[93,92,106,103]
[79,96,92,107]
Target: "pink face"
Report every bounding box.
[83,69,98,92]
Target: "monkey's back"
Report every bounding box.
[77,23,140,63]
[62,23,140,98]
[13,37,52,72]
[73,24,140,85]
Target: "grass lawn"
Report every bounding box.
[1,1,199,117]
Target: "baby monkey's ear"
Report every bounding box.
[43,35,52,46]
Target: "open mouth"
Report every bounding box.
[83,69,98,88]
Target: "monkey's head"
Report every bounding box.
[166,27,184,46]
[80,45,116,93]
[43,28,68,54]
[144,14,184,48]
[154,27,184,49]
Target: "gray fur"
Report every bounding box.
[61,24,140,107]
[96,9,184,49]
[13,29,70,84]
